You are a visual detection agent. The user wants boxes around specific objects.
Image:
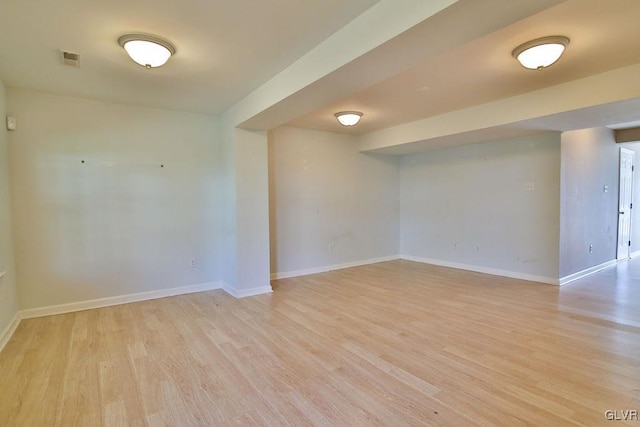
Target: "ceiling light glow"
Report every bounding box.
[512,36,569,70]
[118,34,176,68]
[335,111,363,126]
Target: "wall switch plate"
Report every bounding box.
[6,116,16,131]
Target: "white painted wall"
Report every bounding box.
[217,115,272,297]
[269,127,399,277]
[400,133,561,281]
[0,80,19,337]
[232,128,271,296]
[7,89,223,309]
[2,88,627,318]
[559,127,620,277]
[218,119,239,289]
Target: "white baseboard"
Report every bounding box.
[222,282,273,298]
[271,255,400,280]
[559,259,618,286]
[401,255,559,285]
[0,312,22,353]
[631,250,640,259]
[20,281,222,319]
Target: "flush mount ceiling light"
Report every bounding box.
[335,111,363,126]
[118,34,176,69]
[512,36,570,70]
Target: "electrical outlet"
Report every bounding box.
[525,182,535,191]
[6,116,16,131]
[191,258,197,268]
[328,244,334,253]
[589,244,593,254]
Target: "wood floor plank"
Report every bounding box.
[1,258,639,425]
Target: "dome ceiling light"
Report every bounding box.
[118,34,176,69]
[335,111,363,126]
[512,36,570,70]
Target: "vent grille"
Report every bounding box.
[60,50,80,67]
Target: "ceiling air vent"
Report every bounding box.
[60,50,80,67]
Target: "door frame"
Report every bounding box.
[617,147,635,260]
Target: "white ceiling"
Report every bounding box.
[1,0,639,147]
[0,0,379,115]
[286,0,640,134]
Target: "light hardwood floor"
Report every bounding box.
[1,259,639,426]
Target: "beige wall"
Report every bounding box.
[0,80,19,337]
[7,89,223,309]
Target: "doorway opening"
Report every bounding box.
[617,147,635,260]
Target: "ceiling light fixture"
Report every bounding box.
[335,111,363,126]
[118,34,176,69]
[512,36,570,70]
